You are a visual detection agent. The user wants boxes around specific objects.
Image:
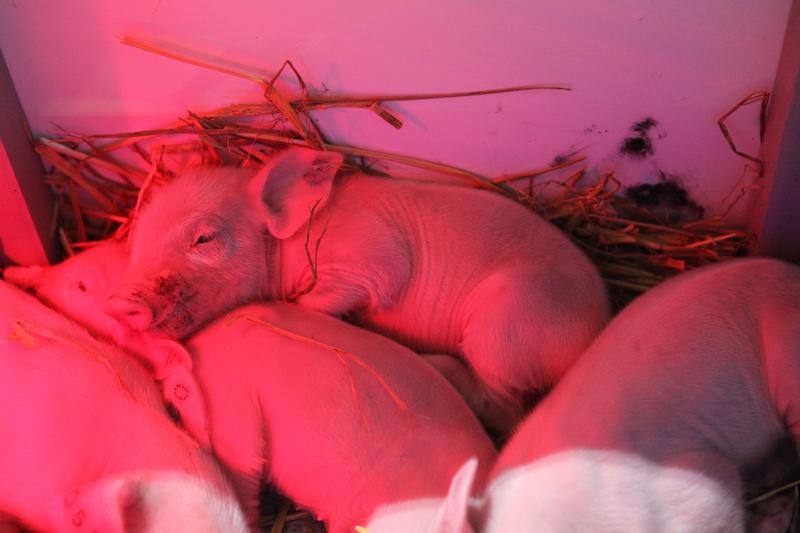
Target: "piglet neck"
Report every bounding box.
[262,233,285,301]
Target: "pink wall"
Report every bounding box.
[0,0,792,223]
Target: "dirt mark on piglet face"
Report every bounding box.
[154,274,181,298]
[138,274,201,337]
[161,285,200,337]
[157,305,196,338]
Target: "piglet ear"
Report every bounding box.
[435,458,478,533]
[248,147,343,239]
[145,338,212,448]
[3,265,45,290]
[161,364,212,449]
[46,476,142,533]
[146,338,194,378]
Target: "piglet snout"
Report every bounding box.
[103,290,154,331]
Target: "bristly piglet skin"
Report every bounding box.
[106,147,610,435]
[185,302,496,532]
[482,258,800,532]
[0,280,247,533]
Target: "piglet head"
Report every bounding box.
[5,242,179,368]
[5,243,211,445]
[105,147,344,338]
[4,240,130,343]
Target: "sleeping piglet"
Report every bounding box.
[0,280,247,532]
[103,147,610,434]
[164,302,497,532]
[5,242,497,532]
[466,258,800,531]
[4,242,211,446]
[4,241,131,349]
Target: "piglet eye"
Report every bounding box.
[193,232,216,247]
[191,221,220,249]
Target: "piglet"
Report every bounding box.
[470,258,800,531]
[4,242,211,447]
[179,302,497,532]
[0,280,247,532]
[103,147,610,434]
[6,246,496,532]
[4,241,130,347]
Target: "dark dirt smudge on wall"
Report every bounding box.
[620,117,659,158]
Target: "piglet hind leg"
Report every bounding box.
[423,354,523,439]
[458,266,608,437]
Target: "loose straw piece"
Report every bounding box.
[286,199,329,302]
[267,500,291,533]
[58,227,75,257]
[322,143,514,196]
[9,320,35,348]
[298,84,572,108]
[112,152,159,240]
[122,36,570,105]
[492,156,587,184]
[35,142,118,212]
[38,137,147,182]
[260,510,312,529]
[121,36,267,84]
[747,478,800,506]
[225,314,409,412]
[9,319,137,400]
[717,91,770,170]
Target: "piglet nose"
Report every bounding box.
[103,292,154,331]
